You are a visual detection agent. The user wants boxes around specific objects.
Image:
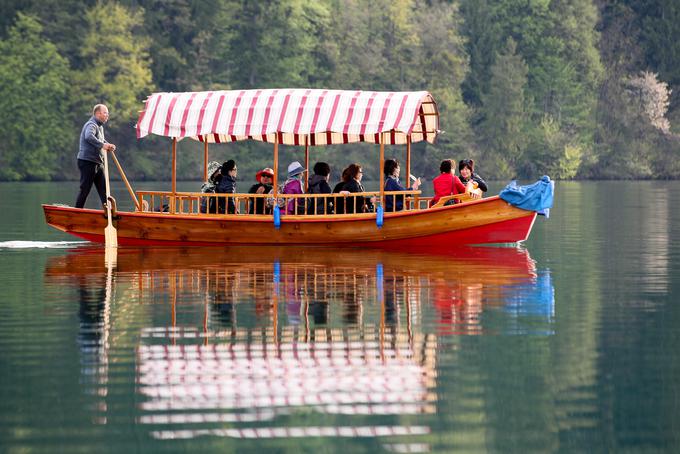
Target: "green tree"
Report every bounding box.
[461,0,602,179]
[214,0,331,89]
[130,0,222,91]
[590,1,680,179]
[28,0,93,70]
[325,0,389,89]
[460,0,503,106]
[479,38,529,178]
[623,0,680,136]
[76,1,153,133]
[0,13,71,181]
[629,0,680,90]
[411,1,472,160]
[325,0,472,169]
[525,116,583,179]
[0,0,34,37]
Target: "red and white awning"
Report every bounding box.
[136,89,439,145]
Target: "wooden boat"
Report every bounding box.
[43,89,543,247]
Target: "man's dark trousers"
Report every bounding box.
[75,159,107,208]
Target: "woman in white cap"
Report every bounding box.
[282,161,306,215]
[200,161,222,213]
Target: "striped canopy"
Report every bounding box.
[136,89,439,146]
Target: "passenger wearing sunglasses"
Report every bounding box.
[248,167,274,214]
[216,159,238,214]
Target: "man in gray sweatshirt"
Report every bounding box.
[75,104,116,209]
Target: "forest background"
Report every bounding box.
[1,0,679,182]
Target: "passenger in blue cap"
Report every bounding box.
[283,161,306,215]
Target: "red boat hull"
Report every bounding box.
[43,196,537,247]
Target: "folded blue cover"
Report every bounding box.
[499,176,554,214]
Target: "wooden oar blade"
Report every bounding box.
[105,223,118,248]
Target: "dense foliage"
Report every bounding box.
[0,0,678,181]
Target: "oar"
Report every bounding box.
[102,150,118,248]
[110,149,140,211]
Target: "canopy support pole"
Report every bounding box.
[304,136,309,192]
[171,138,177,213]
[273,135,279,198]
[203,140,209,182]
[406,136,411,186]
[379,133,385,204]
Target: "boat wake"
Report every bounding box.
[0,240,86,249]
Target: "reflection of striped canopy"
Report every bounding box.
[136,89,439,145]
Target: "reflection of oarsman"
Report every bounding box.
[76,270,112,423]
[77,276,106,341]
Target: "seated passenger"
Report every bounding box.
[342,163,375,214]
[200,161,222,214]
[283,161,306,215]
[216,159,238,214]
[384,158,420,212]
[430,159,466,207]
[458,159,487,195]
[307,162,334,215]
[332,167,351,214]
[248,167,274,214]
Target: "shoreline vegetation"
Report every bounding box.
[1,0,679,183]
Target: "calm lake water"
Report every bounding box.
[0,180,678,452]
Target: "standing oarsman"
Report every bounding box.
[75,104,116,209]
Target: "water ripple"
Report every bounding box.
[0,240,86,249]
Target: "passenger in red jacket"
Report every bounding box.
[431,159,467,206]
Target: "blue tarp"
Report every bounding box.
[499,176,554,215]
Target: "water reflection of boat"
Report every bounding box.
[44,244,536,281]
[44,245,551,440]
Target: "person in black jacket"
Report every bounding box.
[307,162,334,214]
[216,160,238,214]
[248,167,274,214]
[458,159,488,193]
[332,166,351,215]
[342,163,375,214]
